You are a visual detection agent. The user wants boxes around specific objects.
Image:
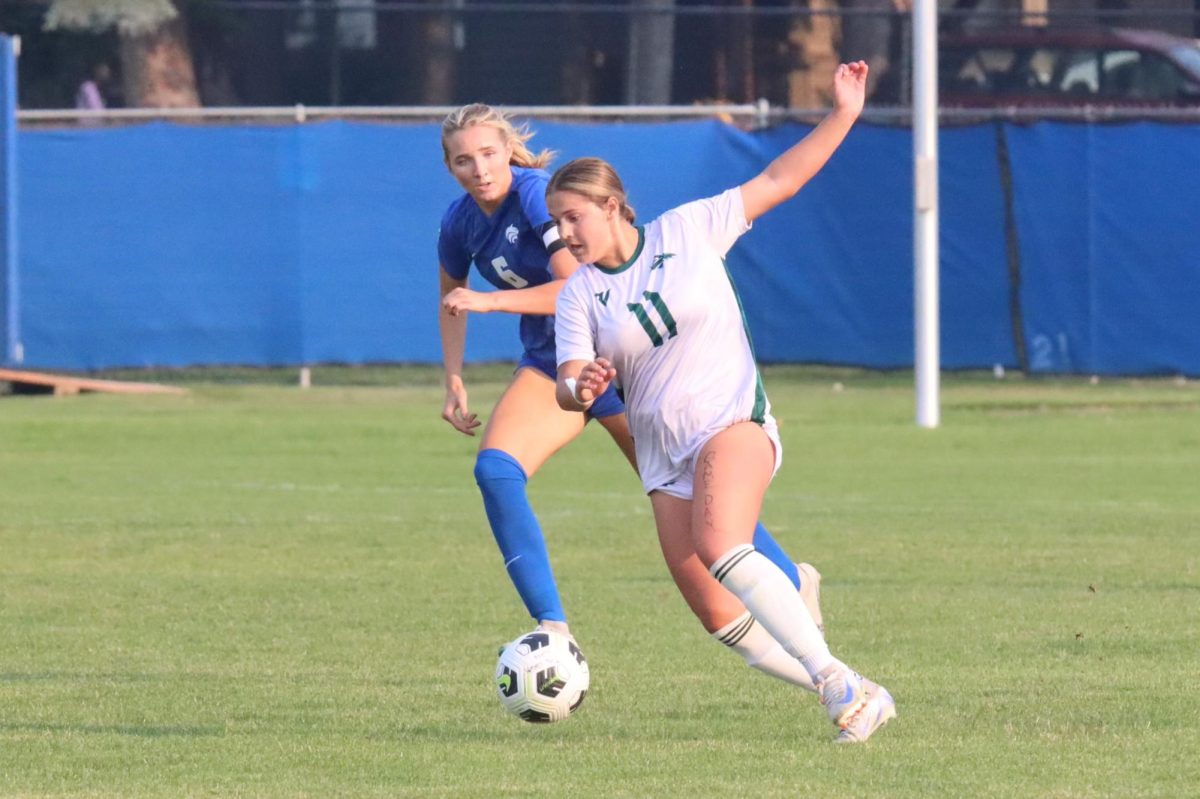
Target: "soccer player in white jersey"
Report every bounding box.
[549,62,896,743]
[436,105,827,689]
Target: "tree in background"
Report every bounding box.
[788,0,841,107]
[839,0,910,101]
[626,0,674,105]
[415,2,457,105]
[45,0,200,107]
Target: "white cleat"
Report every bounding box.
[835,681,897,744]
[817,668,868,728]
[796,562,825,638]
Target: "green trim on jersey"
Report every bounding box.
[720,258,767,424]
[594,226,645,275]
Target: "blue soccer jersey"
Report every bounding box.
[438,166,561,366]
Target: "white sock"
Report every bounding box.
[536,619,570,636]
[711,611,817,693]
[711,544,836,680]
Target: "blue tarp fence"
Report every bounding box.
[13,119,1200,374]
[0,36,17,366]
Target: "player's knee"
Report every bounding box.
[694,601,745,635]
[473,448,527,488]
[693,538,730,570]
[678,577,744,633]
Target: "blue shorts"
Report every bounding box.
[517,354,625,420]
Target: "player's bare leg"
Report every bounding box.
[651,489,817,692]
[693,423,894,738]
[593,411,638,471]
[481,367,585,478]
[601,408,818,633]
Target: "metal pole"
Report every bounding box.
[913,0,939,428]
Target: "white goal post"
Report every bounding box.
[913,0,940,429]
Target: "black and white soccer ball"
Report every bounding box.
[494,629,589,723]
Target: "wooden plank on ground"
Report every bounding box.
[0,368,188,396]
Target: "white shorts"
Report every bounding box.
[640,417,783,500]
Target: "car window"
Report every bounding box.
[1101,50,1186,100]
[940,46,1064,96]
[1060,50,1101,95]
[1026,48,1060,89]
[940,40,1200,104]
[1170,45,1200,78]
[1053,48,1189,100]
[940,47,1010,94]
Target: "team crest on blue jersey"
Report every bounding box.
[506,224,519,244]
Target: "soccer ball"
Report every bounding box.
[495,629,589,723]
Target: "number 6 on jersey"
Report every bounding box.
[491,256,529,288]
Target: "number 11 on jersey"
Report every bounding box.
[628,291,677,347]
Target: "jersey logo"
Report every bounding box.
[505,224,519,244]
[595,290,611,307]
[651,253,675,270]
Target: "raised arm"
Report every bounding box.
[739,61,868,224]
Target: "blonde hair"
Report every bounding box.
[441,103,555,169]
[545,157,636,224]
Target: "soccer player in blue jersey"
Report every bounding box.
[436,104,825,692]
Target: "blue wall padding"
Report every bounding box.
[15,119,1200,374]
[1006,122,1200,374]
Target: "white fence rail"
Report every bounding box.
[18,103,1200,128]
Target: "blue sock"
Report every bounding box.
[474,448,566,623]
[752,522,801,589]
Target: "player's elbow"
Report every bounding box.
[555,382,576,412]
[767,171,809,204]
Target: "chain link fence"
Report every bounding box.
[6,1,1200,123]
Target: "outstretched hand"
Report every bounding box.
[442,287,495,316]
[832,61,869,118]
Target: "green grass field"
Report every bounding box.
[2,366,1198,798]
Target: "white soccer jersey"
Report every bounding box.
[555,188,780,498]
